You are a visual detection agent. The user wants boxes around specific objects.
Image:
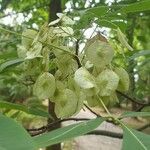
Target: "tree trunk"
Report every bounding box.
[46,101,61,150]
[46,1,62,150]
[49,0,62,22]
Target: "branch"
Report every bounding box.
[27,117,123,139]
[30,123,149,138]
[30,128,123,139]
[84,104,100,117]
[137,123,150,131]
[75,39,79,56]
[116,90,149,106]
[28,118,149,138]
[27,118,90,132]
[135,105,147,112]
[74,39,82,68]
[87,130,123,139]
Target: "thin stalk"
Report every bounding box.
[97,95,112,117]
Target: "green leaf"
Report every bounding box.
[0,58,24,72]
[74,67,96,89]
[0,51,17,60]
[0,146,6,150]
[120,111,150,119]
[33,72,56,100]
[86,6,109,17]
[120,0,150,13]
[122,126,150,150]
[0,101,51,118]
[0,114,37,150]
[96,19,127,31]
[96,19,118,29]
[34,118,104,148]
[129,50,150,61]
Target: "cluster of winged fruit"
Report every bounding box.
[18,13,129,119]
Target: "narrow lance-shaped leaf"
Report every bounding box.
[0,101,52,118]
[129,50,150,61]
[0,58,24,72]
[0,114,37,150]
[122,125,150,150]
[86,6,109,16]
[34,118,104,148]
[119,111,150,119]
[120,0,150,13]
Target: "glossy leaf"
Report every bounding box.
[0,114,37,150]
[122,126,150,150]
[120,0,150,13]
[129,50,150,61]
[0,101,51,118]
[120,111,150,119]
[86,6,109,17]
[34,118,104,148]
[0,58,24,72]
